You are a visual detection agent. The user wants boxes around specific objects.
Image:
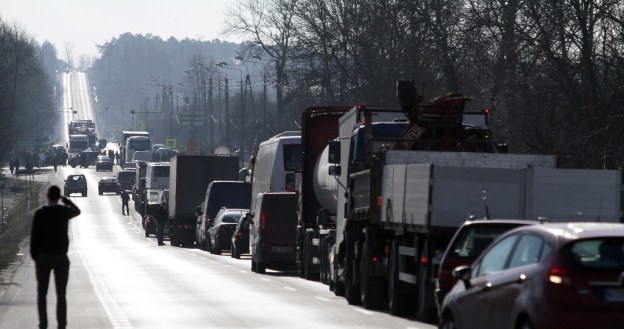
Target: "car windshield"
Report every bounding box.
[562,238,624,271]
[221,214,242,224]
[451,224,524,258]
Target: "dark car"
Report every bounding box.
[231,212,251,259]
[435,219,539,313]
[116,170,135,193]
[64,174,87,197]
[207,208,246,255]
[98,177,119,195]
[79,151,100,168]
[95,155,114,172]
[143,189,165,237]
[438,222,624,329]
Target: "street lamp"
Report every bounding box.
[130,110,136,130]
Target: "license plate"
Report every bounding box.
[604,288,624,302]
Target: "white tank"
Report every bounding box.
[313,145,338,214]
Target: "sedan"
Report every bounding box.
[439,222,624,329]
[207,208,246,255]
[95,155,114,171]
[98,177,119,195]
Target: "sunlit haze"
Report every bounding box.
[0,0,238,58]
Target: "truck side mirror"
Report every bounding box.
[328,165,341,176]
[328,140,340,164]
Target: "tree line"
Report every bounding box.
[224,0,624,168]
[0,17,60,161]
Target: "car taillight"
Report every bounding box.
[236,232,244,238]
[146,217,152,224]
[261,209,266,231]
[548,256,571,286]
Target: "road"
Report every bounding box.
[0,72,436,329]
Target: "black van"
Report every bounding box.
[250,192,298,273]
[196,181,251,250]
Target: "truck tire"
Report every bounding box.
[388,240,415,316]
[256,262,266,274]
[333,266,345,296]
[303,231,319,281]
[360,243,386,310]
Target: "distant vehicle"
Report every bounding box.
[152,143,166,153]
[231,212,251,259]
[153,147,177,162]
[122,162,136,171]
[79,151,100,168]
[95,155,114,172]
[207,208,247,255]
[98,177,119,195]
[142,189,163,237]
[145,162,170,190]
[250,192,298,274]
[67,134,90,167]
[435,219,539,312]
[196,181,251,251]
[116,170,135,192]
[125,136,151,165]
[120,131,150,164]
[64,174,87,197]
[132,150,152,162]
[438,222,624,329]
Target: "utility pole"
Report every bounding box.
[225,78,230,147]
[208,77,214,154]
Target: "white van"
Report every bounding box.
[125,136,151,163]
[145,162,170,190]
[250,131,301,212]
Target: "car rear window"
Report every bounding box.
[222,214,242,223]
[451,224,524,259]
[563,239,624,271]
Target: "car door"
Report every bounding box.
[486,233,550,328]
[454,234,520,329]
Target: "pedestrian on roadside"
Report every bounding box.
[121,190,130,215]
[156,201,167,245]
[9,159,14,175]
[26,161,35,180]
[53,154,58,173]
[14,158,20,174]
[30,186,81,329]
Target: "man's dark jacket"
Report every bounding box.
[30,204,80,260]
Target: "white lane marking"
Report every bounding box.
[314,296,331,302]
[283,286,297,291]
[259,278,271,282]
[73,222,134,329]
[353,308,375,315]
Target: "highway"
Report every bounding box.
[0,72,436,329]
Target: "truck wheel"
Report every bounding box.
[360,243,386,310]
[388,240,415,315]
[256,262,266,274]
[333,266,345,296]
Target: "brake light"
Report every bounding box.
[548,257,571,285]
[286,183,296,192]
[421,256,428,266]
[261,209,266,231]
[146,217,152,224]
[236,232,244,238]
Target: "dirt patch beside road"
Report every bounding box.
[0,180,43,270]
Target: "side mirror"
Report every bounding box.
[328,165,341,176]
[453,265,472,287]
[328,140,340,164]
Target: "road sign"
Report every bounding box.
[166,138,176,149]
[178,111,206,127]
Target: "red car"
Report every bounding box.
[438,222,624,329]
[435,219,539,312]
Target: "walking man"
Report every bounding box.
[121,189,130,215]
[30,186,81,329]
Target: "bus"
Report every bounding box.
[125,136,151,165]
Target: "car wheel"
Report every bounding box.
[213,241,222,255]
[144,229,149,237]
[256,261,266,274]
[439,313,457,329]
[99,191,102,195]
[230,245,236,258]
[518,319,535,329]
[82,192,87,197]
[251,260,257,273]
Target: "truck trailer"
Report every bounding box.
[168,155,239,247]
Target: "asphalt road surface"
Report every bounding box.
[0,165,435,329]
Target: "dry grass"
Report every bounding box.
[0,181,43,270]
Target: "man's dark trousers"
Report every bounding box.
[35,253,70,329]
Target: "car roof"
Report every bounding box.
[523,222,624,240]
[461,219,542,227]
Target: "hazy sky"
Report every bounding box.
[0,0,238,58]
